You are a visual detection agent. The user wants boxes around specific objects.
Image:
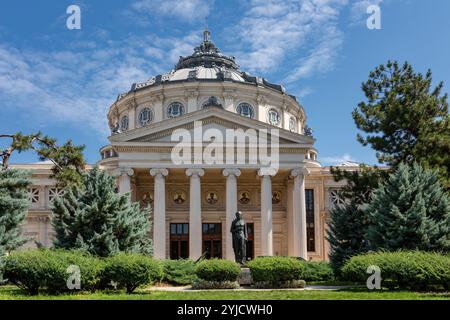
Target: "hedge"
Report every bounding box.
[341,251,450,290]
[102,253,163,293]
[3,249,103,294]
[162,259,197,285]
[303,261,334,282]
[247,257,304,285]
[195,259,241,282]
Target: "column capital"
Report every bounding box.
[222,168,241,177]
[113,167,134,177]
[257,167,277,177]
[150,168,169,177]
[290,167,310,178]
[186,168,205,177]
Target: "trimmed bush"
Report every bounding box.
[102,253,163,293]
[162,259,197,285]
[341,251,450,290]
[247,257,305,286]
[3,249,103,294]
[303,261,334,282]
[195,259,240,282]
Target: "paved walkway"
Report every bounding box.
[147,285,358,292]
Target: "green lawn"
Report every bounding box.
[1,285,449,300]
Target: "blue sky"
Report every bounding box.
[1,0,449,166]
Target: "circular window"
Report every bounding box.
[120,115,129,131]
[236,103,255,119]
[167,102,185,118]
[268,109,281,126]
[139,108,153,126]
[289,117,297,132]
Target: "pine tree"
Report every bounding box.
[52,167,152,257]
[353,61,450,188]
[366,163,450,251]
[0,169,31,279]
[326,200,370,276]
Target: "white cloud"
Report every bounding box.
[320,153,357,165]
[232,0,348,82]
[131,0,213,23]
[0,32,201,136]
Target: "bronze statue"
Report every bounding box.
[230,211,247,265]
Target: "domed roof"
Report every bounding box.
[117,29,295,102]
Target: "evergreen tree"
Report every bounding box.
[366,163,450,251]
[327,201,370,276]
[353,61,450,188]
[52,167,152,257]
[0,169,31,279]
[0,132,86,187]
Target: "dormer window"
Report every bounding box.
[167,102,185,118]
[268,109,280,126]
[139,108,153,126]
[236,103,254,119]
[289,117,297,132]
[120,115,129,131]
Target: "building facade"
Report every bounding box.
[15,30,357,261]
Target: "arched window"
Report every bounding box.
[289,116,297,132]
[167,102,185,118]
[139,107,153,126]
[267,109,280,126]
[236,103,254,118]
[120,115,129,131]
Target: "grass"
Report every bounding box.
[1,285,450,300]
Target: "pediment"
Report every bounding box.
[109,108,314,146]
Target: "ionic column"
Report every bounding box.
[290,167,310,259]
[150,168,169,259]
[186,168,205,260]
[222,169,241,260]
[114,167,134,194]
[258,168,276,256]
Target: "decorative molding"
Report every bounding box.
[290,167,310,177]
[185,168,205,177]
[257,168,277,177]
[113,167,134,177]
[149,168,169,177]
[222,168,241,177]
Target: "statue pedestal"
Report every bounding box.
[238,268,252,286]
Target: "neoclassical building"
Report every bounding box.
[15,30,357,261]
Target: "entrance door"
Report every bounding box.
[246,223,254,260]
[170,223,189,259]
[202,223,222,259]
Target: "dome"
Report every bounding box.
[117,29,295,102]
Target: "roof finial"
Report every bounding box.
[203,16,211,42]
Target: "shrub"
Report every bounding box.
[341,251,450,290]
[3,249,103,294]
[102,253,163,293]
[162,259,197,285]
[195,259,240,282]
[247,257,304,285]
[303,261,334,282]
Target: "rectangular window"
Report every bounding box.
[202,223,222,259]
[170,223,189,259]
[305,189,315,252]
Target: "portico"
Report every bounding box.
[114,166,310,261]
